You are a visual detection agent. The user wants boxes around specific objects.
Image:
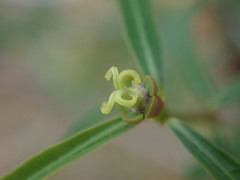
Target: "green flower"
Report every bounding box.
[101,66,164,123]
[101,66,142,114]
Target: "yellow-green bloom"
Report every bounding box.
[101,66,164,124]
[100,66,143,114]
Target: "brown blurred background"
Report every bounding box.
[0,0,239,179]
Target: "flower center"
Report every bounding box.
[100,66,143,114]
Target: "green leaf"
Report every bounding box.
[161,3,216,111]
[185,163,210,180]
[62,105,118,139]
[118,0,162,86]
[168,118,240,180]
[2,117,135,180]
[211,76,240,108]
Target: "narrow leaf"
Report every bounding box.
[118,0,162,86]
[212,76,240,108]
[2,117,135,180]
[161,5,216,111]
[62,105,118,139]
[168,118,240,180]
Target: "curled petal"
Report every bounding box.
[115,90,138,107]
[105,66,120,89]
[100,91,117,114]
[119,69,141,89]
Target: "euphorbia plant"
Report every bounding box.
[101,66,163,123]
[2,0,240,180]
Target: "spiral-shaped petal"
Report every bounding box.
[119,69,141,89]
[105,66,120,89]
[115,90,138,107]
[100,91,117,114]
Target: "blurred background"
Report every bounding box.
[0,0,239,179]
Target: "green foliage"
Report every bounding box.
[2,118,135,180]
[160,9,216,110]
[118,0,162,87]
[62,105,118,139]
[168,118,240,180]
[212,76,240,108]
